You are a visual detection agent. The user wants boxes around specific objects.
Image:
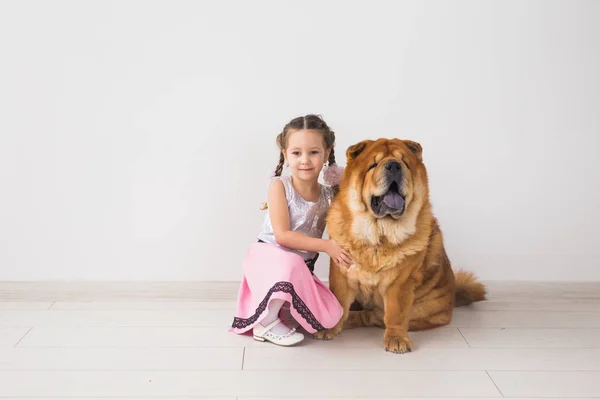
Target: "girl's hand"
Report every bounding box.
[326,240,353,269]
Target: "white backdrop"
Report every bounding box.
[1,0,599,281]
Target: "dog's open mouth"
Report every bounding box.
[371,181,405,216]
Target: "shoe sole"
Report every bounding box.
[253,335,303,347]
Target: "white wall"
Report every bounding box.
[1,0,599,281]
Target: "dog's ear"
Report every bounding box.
[403,140,423,161]
[346,140,373,162]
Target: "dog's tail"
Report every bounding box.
[454,269,486,307]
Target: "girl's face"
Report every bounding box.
[284,129,330,183]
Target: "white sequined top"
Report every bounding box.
[257,175,335,261]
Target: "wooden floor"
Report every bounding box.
[1,280,600,399]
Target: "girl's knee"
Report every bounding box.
[281,261,310,276]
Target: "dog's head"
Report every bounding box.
[341,138,428,220]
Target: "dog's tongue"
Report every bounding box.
[383,192,405,209]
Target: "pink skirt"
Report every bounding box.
[229,242,343,335]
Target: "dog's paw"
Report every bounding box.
[384,335,412,354]
[313,326,341,340]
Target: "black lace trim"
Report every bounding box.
[231,281,326,331]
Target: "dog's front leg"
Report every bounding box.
[382,277,415,353]
[313,259,357,340]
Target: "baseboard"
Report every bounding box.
[1,280,600,302]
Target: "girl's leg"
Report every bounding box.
[256,298,294,335]
[279,301,299,328]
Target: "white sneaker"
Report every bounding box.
[253,318,304,346]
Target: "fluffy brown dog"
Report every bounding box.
[314,138,486,353]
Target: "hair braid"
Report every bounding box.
[328,147,336,166]
[260,135,287,210]
[274,152,285,177]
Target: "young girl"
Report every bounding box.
[229,114,351,346]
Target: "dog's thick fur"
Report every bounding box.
[314,138,486,353]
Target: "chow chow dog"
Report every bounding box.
[314,138,486,353]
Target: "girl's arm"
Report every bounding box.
[268,180,353,267]
[268,179,329,253]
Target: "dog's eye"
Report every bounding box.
[368,162,377,171]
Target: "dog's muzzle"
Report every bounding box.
[370,161,405,217]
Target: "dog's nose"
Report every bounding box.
[385,161,401,173]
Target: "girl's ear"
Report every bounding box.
[325,149,331,164]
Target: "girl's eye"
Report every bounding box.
[310,151,319,155]
[292,152,300,156]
